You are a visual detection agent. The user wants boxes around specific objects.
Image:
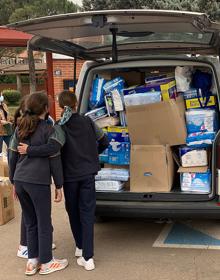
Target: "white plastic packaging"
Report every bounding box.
[95,181,124,192]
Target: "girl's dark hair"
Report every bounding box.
[13,95,28,129]
[18,92,48,140]
[58,90,77,109]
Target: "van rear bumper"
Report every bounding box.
[96,199,220,219]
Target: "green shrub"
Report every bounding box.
[2,89,21,106]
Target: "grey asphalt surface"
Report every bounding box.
[1,200,220,280]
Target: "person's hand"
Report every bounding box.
[54,188,62,203]
[18,143,29,155]
[12,185,18,201]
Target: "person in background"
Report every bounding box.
[17,90,109,271]
[9,92,68,276]
[0,92,13,156]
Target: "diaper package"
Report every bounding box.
[85,107,107,121]
[108,142,130,165]
[180,171,211,193]
[89,76,106,109]
[95,168,129,181]
[179,146,208,167]
[107,126,130,143]
[103,77,125,94]
[186,132,216,148]
[95,181,124,192]
[183,89,216,110]
[124,91,161,107]
[185,109,217,134]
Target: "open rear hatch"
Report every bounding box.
[7,10,220,60]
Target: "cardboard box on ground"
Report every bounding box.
[126,97,187,193]
[0,177,15,225]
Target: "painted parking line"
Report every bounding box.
[153,222,220,250]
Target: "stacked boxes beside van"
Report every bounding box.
[85,65,218,194]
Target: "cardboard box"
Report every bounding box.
[130,145,174,192]
[126,97,187,146]
[112,71,144,86]
[0,177,15,225]
[0,161,9,177]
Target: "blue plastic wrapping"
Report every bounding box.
[99,148,109,163]
[186,132,216,148]
[185,109,217,134]
[180,171,211,193]
[89,76,106,109]
[108,142,130,165]
[103,77,125,94]
[192,70,212,95]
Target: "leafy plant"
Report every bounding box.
[2,89,21,105]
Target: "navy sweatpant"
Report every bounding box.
[64,176,96,260]
[15,181,53,264]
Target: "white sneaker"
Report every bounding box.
[17,245,28,259]
[77,257,95,271]
[75,247,82,257]
[25,260,40,276]
[39,258,68,275]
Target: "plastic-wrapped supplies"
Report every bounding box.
[186,132,215,148]
[185,109,217,134]
[89,76,106,109]
[95,168,129,181]
[180,171,211,193]
[108,142,130,165]
[179,146,208,167]
[99,148,109,163]
[183,89,216,110]
[124,91,161,107]
[95,116,119,128]
[85,107,107,121]
[107,126,130,143]
[95,181,124,192]
[103,77,125,94]
[192,69,212,94]
[175,66,193,92]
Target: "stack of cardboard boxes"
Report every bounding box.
[127,97,187,192]
[0,158,14,225]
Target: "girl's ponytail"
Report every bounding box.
[17,110,40,140]
[17,92,49,141]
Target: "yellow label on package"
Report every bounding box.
[160,80,177,101]
[107,126,128,133]
[185,96,216,109]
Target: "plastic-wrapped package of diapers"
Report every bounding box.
[186,132,216,148]
[175,66,193,92]
[183,89,216,110]
[124,91,161,107]
[179,146,208,167]
[95,116,119,128]
[89,76,106,109]
[95,181,124,192]
[108,142,130,165]
[99,148,109,163]
[95,168,129,181]
[85,107,107,121]
[180,171,211,193]
[185,109,217,134]
[103,77,125,112]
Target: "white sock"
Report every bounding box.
[28,258,38,265]
[19,245,27,251]
[42,258,54,268]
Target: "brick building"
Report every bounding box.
[52,54,84,119]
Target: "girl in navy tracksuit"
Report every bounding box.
[9,92,68,276]
[20,90,109,271]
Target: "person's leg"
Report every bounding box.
[27,183,53,264]
[20,213,27,246]
[79,176,96,261]
[63,181,82,250]
[15,181,39,260]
